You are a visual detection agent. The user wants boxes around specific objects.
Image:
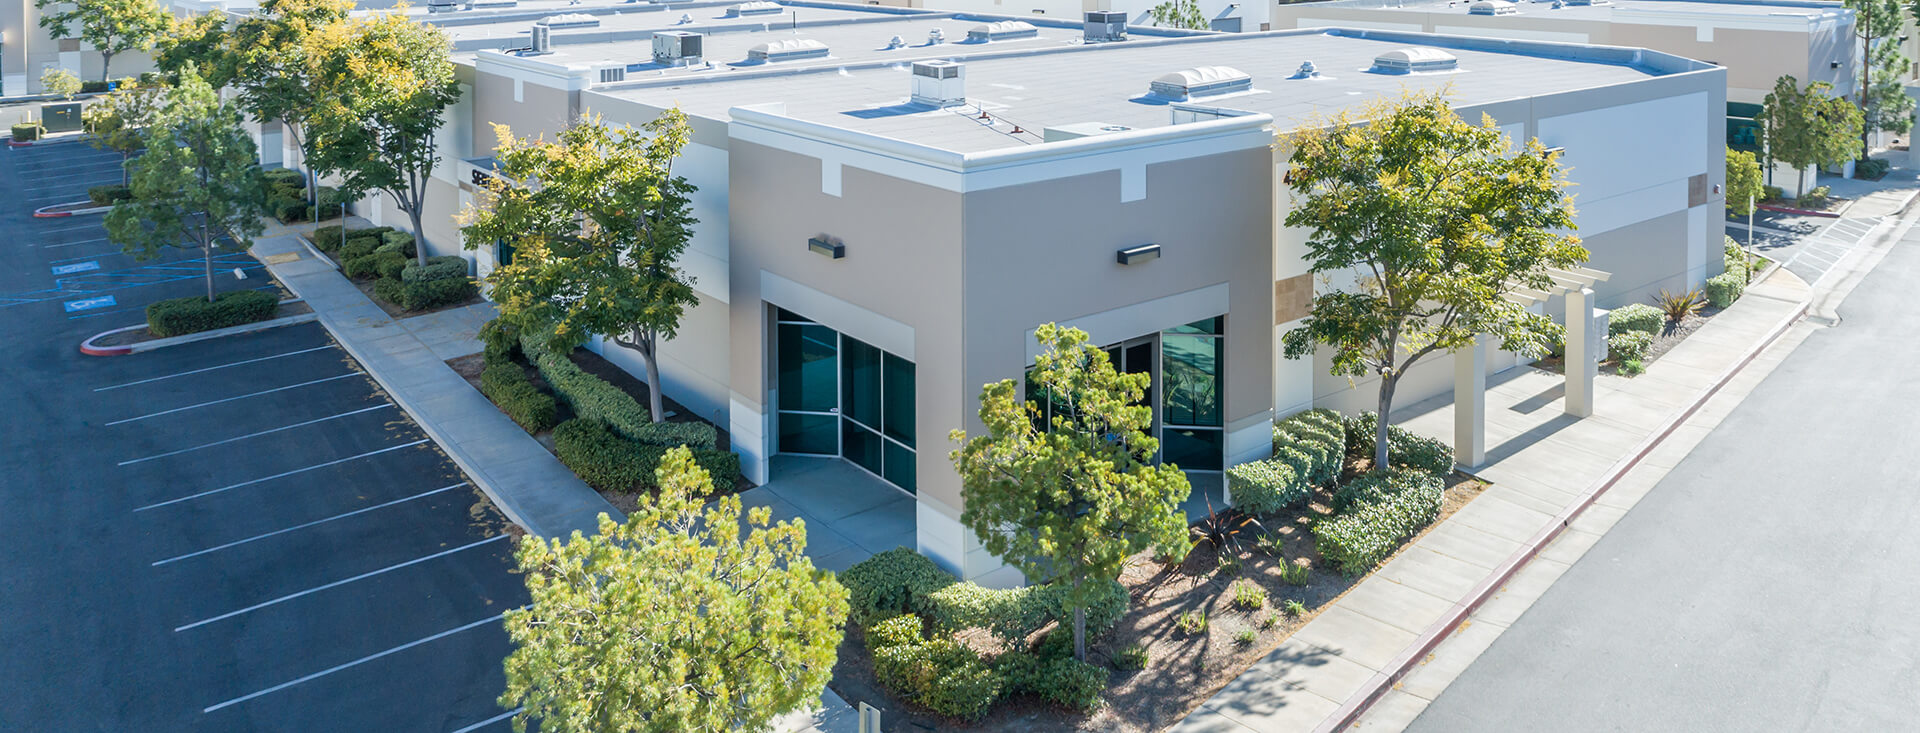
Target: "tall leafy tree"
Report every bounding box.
[950,323,1191,662]
[1281,90,1586,469]
[1147,0,1208,30]
[1726,147,1765,217]
[461,114,700,424]
[40,67,81,100]
[34,0,169,82]
[1759,76,1863,195]
[501,447,848,733]
[153,12,235,87]
[83,79,160,185]
[104,68,267,302]
[229,0,352,220]
[1849,0,1914,159]
[305,11,460,264]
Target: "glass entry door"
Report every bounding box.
[774,307,917,493]
[1028,317,1225,472]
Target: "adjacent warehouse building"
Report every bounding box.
[1270,0,1852,106]
[318,1,1724,584]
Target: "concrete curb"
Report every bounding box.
[296,234,340,270]
[7,132,88,148]
[33,200,111,218]
[1313,290,1813,733]
[1757,202,1841,218]
[80,301,315,356]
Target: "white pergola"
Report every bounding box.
[1452,266,1612,468]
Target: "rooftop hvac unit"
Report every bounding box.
[1468,0,1518,14]
[1148,66,1251,101]
[426,0,459,13]
[530,24,551,54]
[748,38,829,63]
[537,13,601,28]
[653,30,705,66]
[967,20,1039,42]
[1084,11,1126,43]
[910,60,965,107]
[1370,47,1458,73]
[727,1,783,16]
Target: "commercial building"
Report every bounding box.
[313,0,1724,584]
[1269,0,1852,106]
[869,0,1271,34]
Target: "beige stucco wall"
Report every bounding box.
[471,69,577,147]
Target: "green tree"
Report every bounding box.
[40,67,81,100]
[1849,0,1914,159]
[950,323,1191,662]
[1726,147,1765,216]
[305,11,460,265]
[1280,90,1586,469]
[104,68,267,303]
[461,114,700,424]
[83,79,160,184]
[501,447,848,733]
[1759,76,1863,195]
[34,0,169,82]
[1148,0,1208,30]
[154,12,235,87]
[229,0,353,221]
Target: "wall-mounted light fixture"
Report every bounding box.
[1116,243,1161,265]
[1542,146,1567,158]
[1831,61,1842,69]
[808,236,844,259]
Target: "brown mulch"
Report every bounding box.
[827,468,1488,732]
[91,300,314,347]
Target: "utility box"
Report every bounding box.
[1591,308,1611,364]
[42,102,82,133]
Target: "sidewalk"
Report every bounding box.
[248,222,617,539]
[1174,264,1820,733]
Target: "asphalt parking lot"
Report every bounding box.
[0,143,526,731]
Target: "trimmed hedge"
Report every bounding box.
[1274,408,1344,486]
[310,225,346,251]
[1331,467,1425,514]
[270,197,307,223]
[867,615,1002,722]
[79,80,109,94]
[481,318,521,364]
[923,577,1128,644]
[996,648,1105,713]
[479,362,557,433]
[146,290,279,337]
[1706,270,1745,308]
[11,123,40,141]
[1608,330,1652,363]
[1313,468,1444,575]
[522,332,720,450]
[1225,459,1309,515]
[262,168,304,187]
[87,184,132,206]
[338,235,381,261]
[1341,412,1454,477]
[842,546,957,626]
[551,418,738,493]
[372,275,476,311]
[401,255,467,283]
[1609,303,1662,337]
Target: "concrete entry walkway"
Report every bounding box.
[741,455,917,573]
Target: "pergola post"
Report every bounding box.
[1453,335,1488,468]
[1565,286,1595,418]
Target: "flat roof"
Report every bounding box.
[590,27,1710,153]
[1300,0,1846,22]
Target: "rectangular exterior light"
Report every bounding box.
[1116,243,1160,265]
[808,237,844,259]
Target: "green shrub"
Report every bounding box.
[395,276,476,311]
[401,255,467,283]
[1762,184,1784,201]
[1795,185,1831,209]
[1113,642,1148,671]
[1706,270,1745,308]
[145,290,279,337]
[382,229,414,248]
[1225,459,1309,515]
[310,225,346,251]
[1176,609,1206,634]
[924,578,1128,644]
[1283,599,1306,617]
[338,235,381,261]
[553,418,651,491]
[79,79,108,94]
[521,331,721,450]
[1723,236,1750,284]
[1232,582,1267,611]
[11,122,41,141]
[1856,157,1890,180]
[341,253,385,279]
[273,198,308,223]
[1341,412,1454,476]
[317,186,350,207]
[262,168,303,187]
[1608,330,1652,363]
[479,362,557,433]
[866,615,1002,722]
[842,547,957,627]
[867,614,925,651]
[1234,629,1258,645]
[1031,657,1105,712]
[481,318,521,364]
[1608,303,1663,337]
[373,252,409,281]
[1279,559,1311,586]
[371,276,405,305]
[86,184,132,205]
[1273,408,1344,486]
[1313,469,1444,575]
[1332,468,1434,514]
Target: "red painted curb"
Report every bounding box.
[1757,203,1842,218]
[1313,296,1812,733]
[80,324,142,357]
[7,140,33,148]
[33,209,72,218]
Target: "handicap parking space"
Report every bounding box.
[1,143,525,731]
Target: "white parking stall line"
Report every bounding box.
[105,372,360,425]
[134,439,429,512]
[450,708,523,733]
[42,237,112,249]
[175,534,509,631]
[95,345,337,391]
[202,609,520,714]
[119,404,394,466]
[152,483,469,567]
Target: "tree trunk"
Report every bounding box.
[121,152,129,186]
[100,52,113,83]
[1862,30,1873,163]
[1073,605,1087,662]
[639,330,666,423]
[1374,372,1398,470]
[203,220,215,303]
[407,201,428,266]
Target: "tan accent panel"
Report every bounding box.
[1275,274,1312,324]
[58,39,79,53]
[1688,173,1708,208]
